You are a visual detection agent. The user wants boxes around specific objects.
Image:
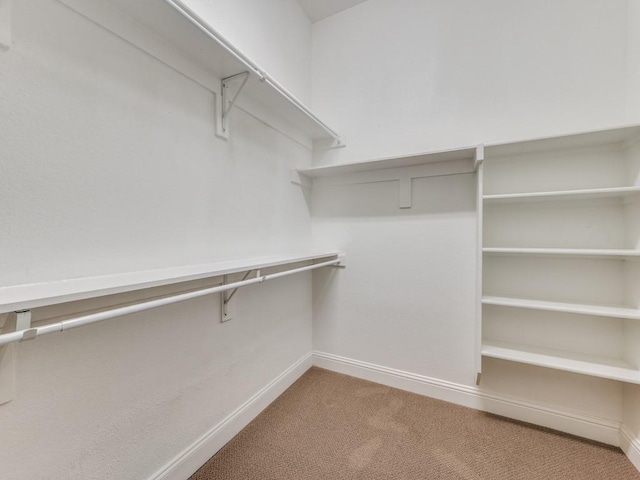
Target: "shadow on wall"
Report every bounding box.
[310,172,477,218]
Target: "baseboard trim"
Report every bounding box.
[312,351,622,447]
[621,426,640,472]
[149,352,313,480]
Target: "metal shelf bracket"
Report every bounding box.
[216,71,250,140]
[0,310,32,405]
[221,270,260,322]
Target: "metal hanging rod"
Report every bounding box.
[163,0,341,142]
[0,258,342,348]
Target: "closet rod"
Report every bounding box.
[164,0,341,142]
[0,258,341,347]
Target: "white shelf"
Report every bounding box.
[297,145,481,178]
[485,124,640,158]
[0,252,341,313]
[482,296,640,321]
[483,186,640,204]
[482,340,640,384]
[483,248,640,260]
[61,0,339,142]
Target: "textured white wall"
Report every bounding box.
[310,0,633,425]
[311,0,630,164]
[628,0,640,122]
[0,0,314,478]
[182,0,312,104]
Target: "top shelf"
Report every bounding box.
[0,252,341,313]
[485,124,640,158]
[297,145,482,178]
[77,0,340,142]
[484,186,640,203]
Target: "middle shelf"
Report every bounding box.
[482,296,640,321]
[483,248,640,260]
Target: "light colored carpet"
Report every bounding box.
[190,367,640,479]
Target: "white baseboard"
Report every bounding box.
[148,352,313,480]
[621,426,640,472]
[312,351,622,447]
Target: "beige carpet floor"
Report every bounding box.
[190,367,640,480]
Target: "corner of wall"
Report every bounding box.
[622,383,640,472]
[0,0,11,50]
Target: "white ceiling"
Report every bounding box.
[297,0,369,23]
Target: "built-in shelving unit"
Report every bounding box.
[479,124,640,384]
[59,0,340,143]
[0,252,341,313]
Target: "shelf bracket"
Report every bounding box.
[0,310,32,405]
[216,71,250,140]
[221,270,257,322]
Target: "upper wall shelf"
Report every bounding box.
[294,145,483,209]
[62,0,340,143]
[0,252,341,313]
[297,145,482,179]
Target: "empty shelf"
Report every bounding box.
[482,296,640,321]
[482,341,640,384]
[483,248,640,259]
[297,145,480,178]
[0,252,341,312]
[483,186,640,203]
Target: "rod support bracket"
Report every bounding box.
[221,270,259,322]
[333,254,347,269]
[0,310,32,405]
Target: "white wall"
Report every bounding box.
[312,0,630,164]
[628,0,640,122]
[0,0,314,478]
[310,0,635,435]
[183,0,312,105]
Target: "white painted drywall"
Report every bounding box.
[310,0,634,430]
[628,0,640,122]
[0,0,314,478]
[182,0,312,105]
[311,0,630,164]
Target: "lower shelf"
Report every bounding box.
[482,340,640,384]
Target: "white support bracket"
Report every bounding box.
[0,0,11,51]
[216,71,250,140]
[221,270,258,322]
[334,253,347,269]
[0,310,32,405]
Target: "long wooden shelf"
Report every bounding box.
[482,340,640,384]
[483,186,640,204]
[482,296,640,321]
[0,252,341,313]
[483,248,640,260]
[60,0,339,142]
